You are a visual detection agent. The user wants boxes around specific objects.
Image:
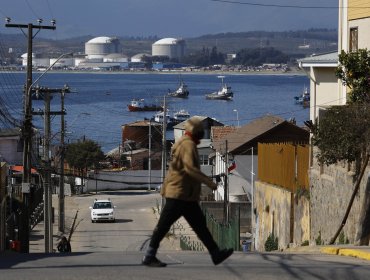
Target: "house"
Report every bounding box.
[212,115,310,250]
[120,120,163,170]
[197,139,216,201]
[172,116,223,142]
[0,128,23,165]
[121,120,162,150]
[172,116,224,199]
[298,1,370,245]
[212,115,309,198]
[298,52,340,123]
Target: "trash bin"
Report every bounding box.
[242,240,251,252]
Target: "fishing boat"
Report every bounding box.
[151,109,190,129]
[172,109,190,125]
[167,79,189,98]
[294,87,310,107]
[151,110,175,129]
[205,76,233,101]
[127,99,162,112]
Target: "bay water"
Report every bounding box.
[2,72,309,152]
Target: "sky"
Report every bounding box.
[0,0,339,39]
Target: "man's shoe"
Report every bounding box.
[211,248,234,265]
[142,256,167,267]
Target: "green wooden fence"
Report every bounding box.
[179,208,240,251]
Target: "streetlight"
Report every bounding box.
[28,53,73,99]
[233,109,240,127]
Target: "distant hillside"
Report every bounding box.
[0,29,337,59]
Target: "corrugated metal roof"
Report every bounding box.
[213,115,286,152]
[298,52,338,66]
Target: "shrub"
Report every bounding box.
[265,233,278,251]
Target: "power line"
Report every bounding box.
[24,0,42,19]
[209,0,369,9]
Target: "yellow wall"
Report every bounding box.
[254,181,310,251]
[348,0,370,20]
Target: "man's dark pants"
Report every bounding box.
[149,198,219,254]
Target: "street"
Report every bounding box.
[1,250,370,280]
[2,190,369,280]
[70,190,166,252]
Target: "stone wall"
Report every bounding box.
[309,155,370,245]
[254,181,310,251]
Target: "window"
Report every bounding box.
[349,27,358,52]
[199,154,209,165]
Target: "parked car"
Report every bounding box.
[89,198,116,223]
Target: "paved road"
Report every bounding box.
[2,250,370,280]
[17,190,370,279]
[70,190,168,252]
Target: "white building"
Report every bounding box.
[152,38,186,60]
[85,36,121,60]
[131,53,151,63]
[21,53,49,68]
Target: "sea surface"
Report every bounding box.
[1,72,309,152]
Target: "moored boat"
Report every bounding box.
[172,109,190,125]
[167,79,189,98]
[205,76,233,100]
[127,99,162,112]
[151,109,190,129]
[294,87,310,107]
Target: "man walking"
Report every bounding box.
[142,117,233,267]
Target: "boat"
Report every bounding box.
[151,109,190,129]
[294,87,310,107]
[151,110,175,129]
[172,109,190,125]
[167,79,189,98]
[127,99,162,112]
[205,76,233,100]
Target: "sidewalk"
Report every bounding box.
[29,194,78,253]
[285,244,370,261]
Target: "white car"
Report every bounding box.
[89,199,116,223]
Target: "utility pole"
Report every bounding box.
[148,119,152,191]
[59,89,66,233]
[32,85,69,253]
[224,140,229,225]
[161,97,167,209]
[5,18,56,253]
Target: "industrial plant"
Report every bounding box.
[19,36,187,71]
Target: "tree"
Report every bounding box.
[336,49,370,103]
[232,47,289,66]
[65,139,105,191]
[312,49,370,245]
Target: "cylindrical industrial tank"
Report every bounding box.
[85,36,121,59]
[152,38,186,60]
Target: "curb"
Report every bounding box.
[321,247,370,261]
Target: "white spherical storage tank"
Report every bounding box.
[85,36,121,59]
[152,38,186,60]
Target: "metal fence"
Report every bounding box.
[258,143,309,192]
[204,208,240,251]
[179,205,243,251]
